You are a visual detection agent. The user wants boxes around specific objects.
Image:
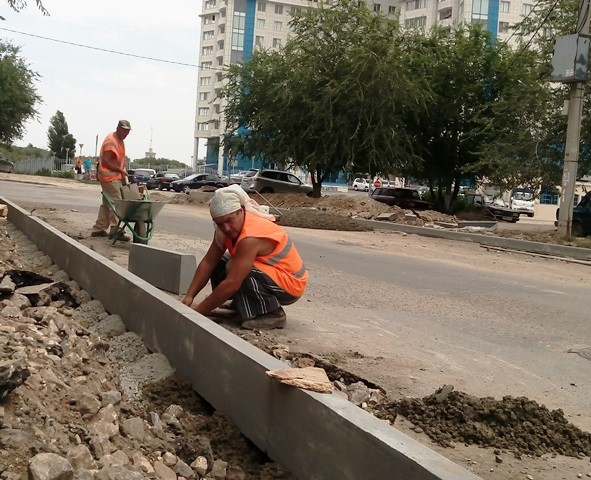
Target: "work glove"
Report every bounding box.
[122,173,129,186]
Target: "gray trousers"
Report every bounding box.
[211,257,299,320]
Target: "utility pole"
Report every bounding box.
[557,0,591,237]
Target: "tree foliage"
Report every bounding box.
[131,158,189,169]
[47,111,76,160]
[0,41,41,144]
[2,0,48,19]
[222,0,429,197]
[399,26,556,212]
[0,143,51,162]
[509,0,591,180]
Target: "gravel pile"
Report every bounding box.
[0,219,292,480]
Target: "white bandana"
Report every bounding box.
[209,184,276,221]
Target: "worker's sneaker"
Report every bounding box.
[241,307,286,330]
[90,230,108,238]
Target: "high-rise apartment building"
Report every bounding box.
[194,0,531,174]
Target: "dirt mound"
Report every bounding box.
[164,191,457,228]
[377,385,591,458]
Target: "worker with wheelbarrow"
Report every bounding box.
[91,120,132,242]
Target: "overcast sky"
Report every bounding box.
[1,0,202,165]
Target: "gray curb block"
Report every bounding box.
[1,195,480,480]
[355,218,591,262]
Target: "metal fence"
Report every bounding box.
[13,157,77,174]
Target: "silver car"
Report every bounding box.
[241,169,313,195]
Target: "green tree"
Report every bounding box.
[401,26,552,212]
[2,0,48,19]
[222,0,428,197]
[0,41,41,144]
[510,0,591,180]
[47,111,76,160]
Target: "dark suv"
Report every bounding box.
[369,187,434,210]
[555,191,591,236]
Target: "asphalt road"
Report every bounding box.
[2,179,590,433]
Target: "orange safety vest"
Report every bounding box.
[97,132,125,182]
[224,211,308,297]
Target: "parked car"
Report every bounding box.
[369,187,435,210]
[554,191,591,236]
[352,178,370,191]
[0,153,14,173]
[146,172,180,191]
[241,169,313,196]
[464,192,520,222]
[229,169,258,184]
[127,168,156,184]
[170,173,228,193]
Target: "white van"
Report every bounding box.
[509,188,535,217]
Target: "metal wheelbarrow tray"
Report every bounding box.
[103,193,165,244]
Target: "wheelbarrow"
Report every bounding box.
[102,188,165,245]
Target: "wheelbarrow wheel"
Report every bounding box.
[133,220,148,244]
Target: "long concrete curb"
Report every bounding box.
[1,195,481,480]
[353,218,591,262]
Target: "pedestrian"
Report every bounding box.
[90,120,132,241]
[182,184,308,330]
[74,156,82,180]
[83,158,92,180]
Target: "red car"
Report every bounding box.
[369,187,435,210]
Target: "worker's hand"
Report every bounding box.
[121,173,129,186]
[182,295,194,307]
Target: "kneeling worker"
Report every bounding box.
[182,184,308,330]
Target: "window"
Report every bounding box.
[522,3,532,14]
[198,107,209,115]
[204,15,216,24]
[255,35,264,46]
[499,21,509,33]
[203,30,214,40]
[197,122,209,131]
[198,92,209,101]
[404,15,426,28]
[290,6,297,14]
[373,3,381,11]
[500,1,510,12]
[204,0,216,9]
[232,12,245,50]
[439,7,452,19]
[272,37,281,48]
[388,5,396,14]
[406,0,426,11]
[219,24,225,34]
[200,61,212,70]
[472,0,488,20]
[258,2,266,11]
[540,190,559,204]
[256,18,265,28]
[274,21,282,31]
[200,76,211,86]
[275,4,283,14]
[202,46,214,55]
